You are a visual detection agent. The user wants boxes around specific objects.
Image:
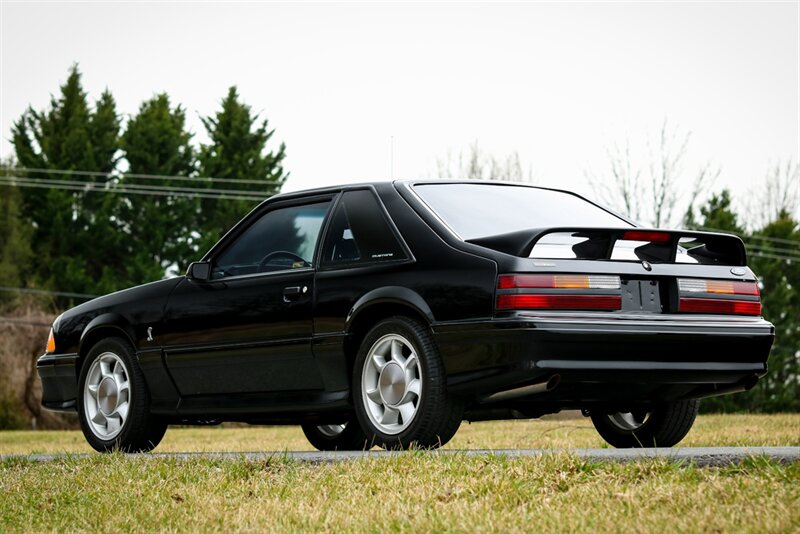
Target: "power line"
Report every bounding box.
[699,227,800,246]
[3,165,275,186]
[0,286,98,299]
[0,317,53,327]
[0,177,265,202]
[0,175,268,198]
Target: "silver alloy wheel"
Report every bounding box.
[83,352,131,440]
[361,333,423,435]
[316,423,347,437]
[607,411,652,431]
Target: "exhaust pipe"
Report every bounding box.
[694,374,760,400]
[480,374,561,403]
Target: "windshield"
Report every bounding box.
[413,183,631,240]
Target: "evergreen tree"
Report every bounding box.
[10,65,122,299]
[120,94,197,282]
[0,160,33,306]
[197,86,288,253]
[696,193,800,412]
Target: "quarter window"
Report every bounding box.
[212,201,331,278]
[321,190,407,267]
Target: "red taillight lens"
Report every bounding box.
[621,231,671,243]
[677,278,761,315]
[497,294,622,310]
[678,298,761,315]
[496,273,622,311]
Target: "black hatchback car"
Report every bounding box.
[38,181,774,452]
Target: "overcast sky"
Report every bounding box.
[1,1,798,220]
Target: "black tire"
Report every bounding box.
[77,337,167,452]
[353,316,462,450]
[301,416,370,451]
[590,400,700,448]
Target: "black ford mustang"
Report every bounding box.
[38,181,774,452]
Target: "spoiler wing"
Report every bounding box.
[466,227,747,266]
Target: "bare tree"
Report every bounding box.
[745,160,800,228]
[587,120,717,228]
[436,141,535,183]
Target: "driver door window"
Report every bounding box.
[212,201,331,279]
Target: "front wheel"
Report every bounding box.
[78,337,167,452]
[353,316,462,450]
[590,399,700,448]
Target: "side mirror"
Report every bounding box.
[186,261,212,282]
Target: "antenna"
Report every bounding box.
[390,135,394,180]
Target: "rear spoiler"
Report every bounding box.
[466,227,747,266]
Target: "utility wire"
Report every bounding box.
[0,286,98,299]
[0,175,268,198]
[2,165,275,186]
[699,227,800,246]
[0,317,53,327]
[0,177,265,202]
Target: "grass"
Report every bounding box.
[1,414,798,532]
[0,413,798,455]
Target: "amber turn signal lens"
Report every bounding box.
[46,328,56,353]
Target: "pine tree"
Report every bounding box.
[10,65,121,299]
[197,86,288,252]
[0,160,33,306]
[120,94,197,282]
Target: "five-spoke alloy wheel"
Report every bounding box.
[83,352,132,440]
[354,316,462,450]
[78,337,167,452]
[362,333,422,434]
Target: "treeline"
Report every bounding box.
[1,65,287,302]
[685,191,799,412]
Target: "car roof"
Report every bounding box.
[268,179,572,202]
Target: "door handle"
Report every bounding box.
[283,286,306,302]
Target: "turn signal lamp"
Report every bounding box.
[46,328,56,353]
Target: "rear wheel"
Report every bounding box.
[590,399,699,448]
[353,316,462,450]
[78,337,167,452]
[301,417,369,451]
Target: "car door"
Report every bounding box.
[160,196,334,396]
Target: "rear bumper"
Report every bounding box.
[433,313,774,404]
[36,353,79,412]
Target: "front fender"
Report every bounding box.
[78,313,137,355]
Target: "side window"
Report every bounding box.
[212,201,331,279]
[321,190,407,267]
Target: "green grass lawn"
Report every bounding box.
[1,414,798,532]
[1,413,798,454]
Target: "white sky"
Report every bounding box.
[1,1,799,222]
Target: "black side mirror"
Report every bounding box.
[186,261,212,282]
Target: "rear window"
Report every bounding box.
[414,183,631,240]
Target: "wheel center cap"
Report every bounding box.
[378,362,406,406]
[97,377,119,415]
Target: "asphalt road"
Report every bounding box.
[3,447,798,466]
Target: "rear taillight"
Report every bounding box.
[677,278,761,315]
[496,274,622,311]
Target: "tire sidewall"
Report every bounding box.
[78,337,147,452]
[353,318,438,448]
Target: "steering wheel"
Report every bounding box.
[258,250,310,272]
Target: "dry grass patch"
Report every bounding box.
[0,413,798,455]
[0,453,797,532]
